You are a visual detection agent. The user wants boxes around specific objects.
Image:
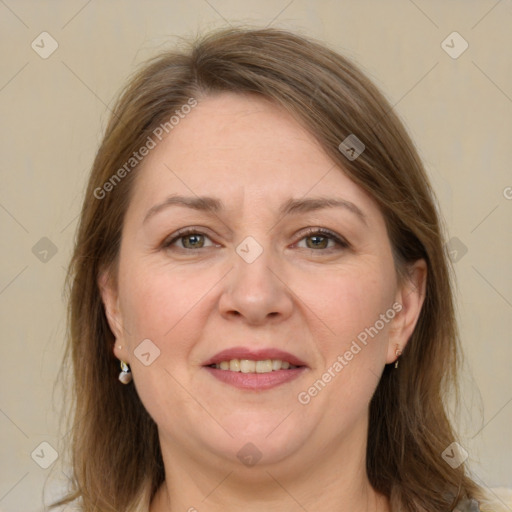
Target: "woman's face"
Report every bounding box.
[101,92,424,471]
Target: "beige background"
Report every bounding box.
[1,0,511,510]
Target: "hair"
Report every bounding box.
[56,27,498,512]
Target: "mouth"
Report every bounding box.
[202,347,308,390]
[208,359,300,372]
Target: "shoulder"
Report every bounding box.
[455,498,482,511]
[477,488,512,512]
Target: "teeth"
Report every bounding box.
[229,359,240,372]
[240,359,255,373]
[213,359,298,372]
[256,360,272,373]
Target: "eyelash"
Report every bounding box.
[162,227,350,252]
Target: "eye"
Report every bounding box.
[295,228,349,251]
[162,228,217,250]
[161,227,349,252]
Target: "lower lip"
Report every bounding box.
[204,366,307,390]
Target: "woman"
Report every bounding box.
[57,28,501,511]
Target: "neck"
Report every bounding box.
[150,422,390,512]
[153,469,389,512]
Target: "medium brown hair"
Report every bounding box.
[57,27,495,511]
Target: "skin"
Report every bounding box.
[99,92,426,512]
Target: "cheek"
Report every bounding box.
[295,272,394,424]
[117,263,217,421]
[296,261,395,352]
[119,261,212,339]
[117,260,225,388]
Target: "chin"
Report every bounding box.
[197,417,311,469]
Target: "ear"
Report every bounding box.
[386,259,427,364]
[97,269,124,345]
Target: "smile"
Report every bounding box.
[209,359,299,373]
[204,354,308,390]
[202,346,308,390]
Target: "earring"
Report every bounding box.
[118,360,132,384]
[394,346,402,369]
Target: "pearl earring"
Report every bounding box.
[395,346,402,369]
[118,360,132,384]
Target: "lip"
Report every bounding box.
[202,346,308,391]
[202,346,308,368]
[204,365,307,390]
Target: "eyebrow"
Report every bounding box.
[143,195,222,224]
[143,194,367,225]
[279,197,367,225]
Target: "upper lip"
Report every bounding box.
[203,346,308,367]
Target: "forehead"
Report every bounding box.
[127,92,380,221]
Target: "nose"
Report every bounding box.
[218,244,294,326]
